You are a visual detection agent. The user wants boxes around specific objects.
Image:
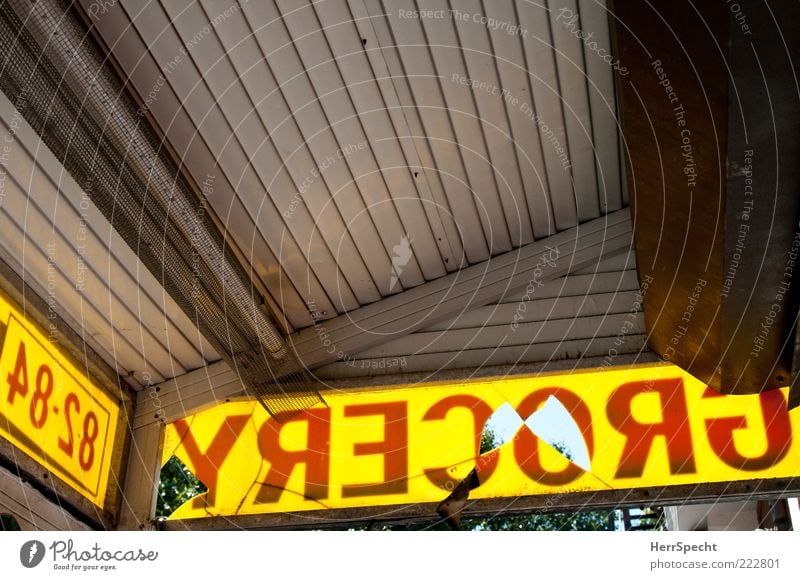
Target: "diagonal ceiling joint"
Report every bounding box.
[288,208,633,370]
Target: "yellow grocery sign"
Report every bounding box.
[163,364,798,519]
[0,289,119,508]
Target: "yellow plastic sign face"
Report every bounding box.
[0,290,119,508]
[163,364,799,519]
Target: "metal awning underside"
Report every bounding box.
[1,0,642,396]
[82,0,627,331]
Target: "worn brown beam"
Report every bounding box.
[614,0,800,396]
[117,414,164,530]
[0,463,91,531]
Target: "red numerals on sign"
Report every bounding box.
[6,340,29,404]
[30,365,54,428]
[58,392,79,456]
[79,413,99,471]
[4,339,98,471]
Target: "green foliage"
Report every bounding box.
[360,430,618,530]
[471,430,617,531]
[156,455,207,518]
[0,513,21,531]
[479,427,500,454]
[468,508,613,531]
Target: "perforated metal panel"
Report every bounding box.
[0,0,322,414]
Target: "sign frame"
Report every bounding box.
[159,478,800,531]
[158,361,800,530]
[0,263,131,529]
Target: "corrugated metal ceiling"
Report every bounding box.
[0,89,220,389]
[314,245,644,378]
[81,0,625,334]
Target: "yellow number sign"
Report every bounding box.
[163,364,799,519]
[0,291,119,508]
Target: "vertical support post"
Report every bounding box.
[117,397,164,530]
[787,497,800,532]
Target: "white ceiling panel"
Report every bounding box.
[314,246,644,378]
[79,0,625,341]
[0,90,219,389]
